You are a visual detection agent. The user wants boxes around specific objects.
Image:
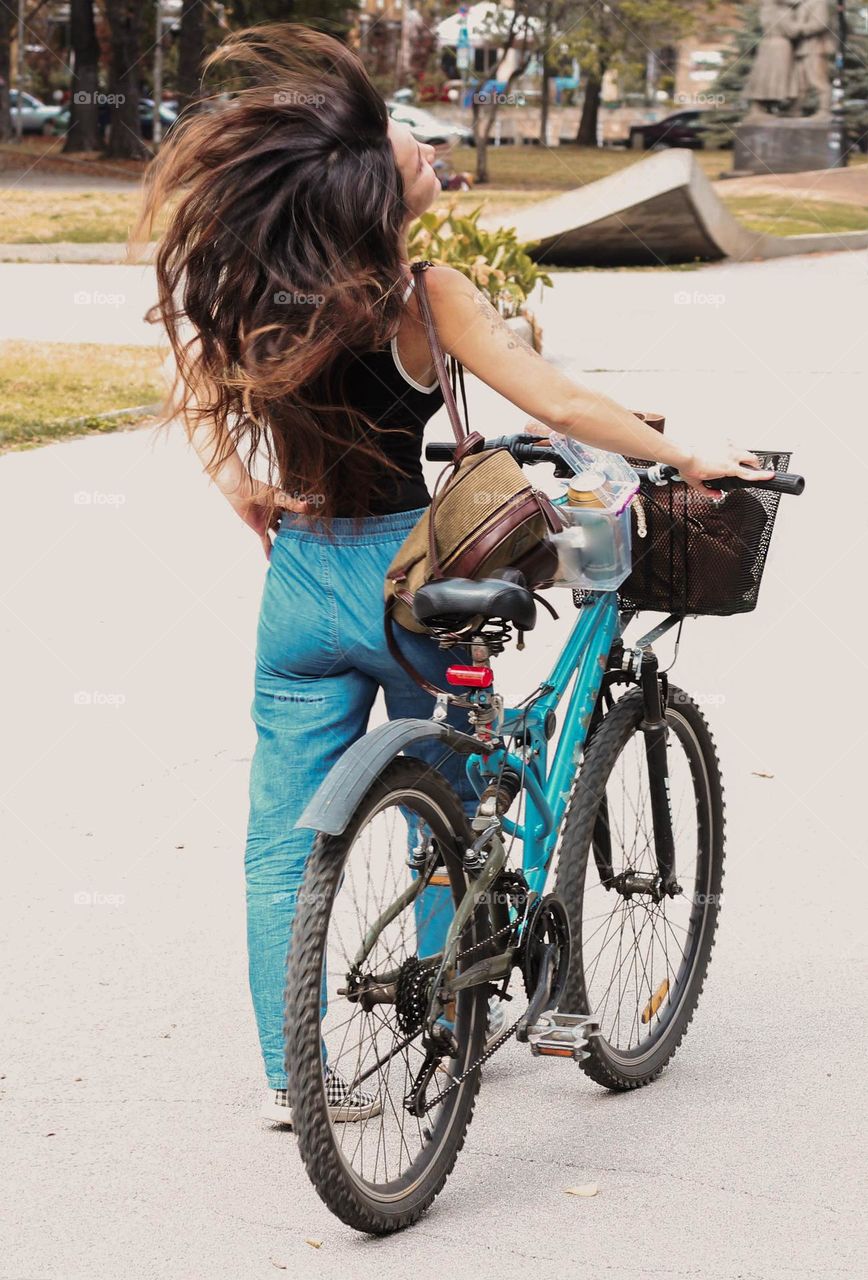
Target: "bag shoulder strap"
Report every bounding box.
[411,261,481,457]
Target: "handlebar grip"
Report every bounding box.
[705,472,805,496]
[425,442,457,461]
[425,435,553,463]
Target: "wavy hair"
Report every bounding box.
[135,23,413,519]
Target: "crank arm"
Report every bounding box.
[514,942,557,1043]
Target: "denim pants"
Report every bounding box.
[244,507,477,1089]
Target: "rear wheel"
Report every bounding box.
[285,757,489,1234]
[555,686,725,1089]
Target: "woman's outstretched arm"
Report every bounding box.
[424,265,773,496]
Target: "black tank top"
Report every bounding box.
[341,278,444,515]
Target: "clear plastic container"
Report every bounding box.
[546,433,639,590]
[549,499,634,590]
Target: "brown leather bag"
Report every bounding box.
[384,261,561,643]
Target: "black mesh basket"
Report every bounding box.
[616,450,792,616]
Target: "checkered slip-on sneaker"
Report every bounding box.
[261,1088,293,1126]
[323,1067,382,1123]
[261,1072,383,1127]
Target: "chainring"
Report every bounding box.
[520,892,571,1009]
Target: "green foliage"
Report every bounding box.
[562,0,697,82]
[228,1,357,38]
[406,203,553,323]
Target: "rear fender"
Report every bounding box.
[295,717,484,836]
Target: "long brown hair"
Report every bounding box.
[135,23,414,519]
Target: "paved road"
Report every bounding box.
[1,252,866,1279]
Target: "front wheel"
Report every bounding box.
[555,686,725,1090]
[285,757,489,1234]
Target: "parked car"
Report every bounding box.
[51,98,177,142]
[386,101,472,152]
[418,79,465,104]
[10,90,63,135]
[628,109,710,150]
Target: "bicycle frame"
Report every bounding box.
[465,589,621,903]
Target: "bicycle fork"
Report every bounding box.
[593,643,681,902]
[638,648,680,898]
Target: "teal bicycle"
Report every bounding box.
[285,434,803,1233]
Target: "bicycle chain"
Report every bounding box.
[414,918,530,1115]
[421,1012,524,1115]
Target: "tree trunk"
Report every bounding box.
[177,0,206,113]
[473,97,494,184]
[65,0,101,152]
[0,1,12,143]
[576,69,603,146]
[540,59,551,145]
[474,53,531,183]
[104,0,149,158]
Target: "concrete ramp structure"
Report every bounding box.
[494,149,868,267]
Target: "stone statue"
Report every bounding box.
[745,0,834,120]
[789,0,836,119]
[745,0,798,116]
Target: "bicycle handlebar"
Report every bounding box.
[424,436,805,496]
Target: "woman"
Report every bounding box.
[137,24,771,1127]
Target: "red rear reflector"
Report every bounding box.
[445,665,493,688]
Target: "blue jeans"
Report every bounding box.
[244,507,477,1089]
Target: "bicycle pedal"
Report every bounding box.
[526,1011,599,1061]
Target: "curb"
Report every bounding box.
[59,402,161,429]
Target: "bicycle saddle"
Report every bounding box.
[412,573,537,632]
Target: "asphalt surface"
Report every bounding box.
[1,251,866,1279]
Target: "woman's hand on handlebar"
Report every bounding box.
[675,443,776,501]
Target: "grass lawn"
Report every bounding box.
[717,193,868,235]
[447,145,734,189]
[0,341,164,450]
[0,188,168,244]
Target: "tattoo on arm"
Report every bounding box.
[472,291,535,353]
